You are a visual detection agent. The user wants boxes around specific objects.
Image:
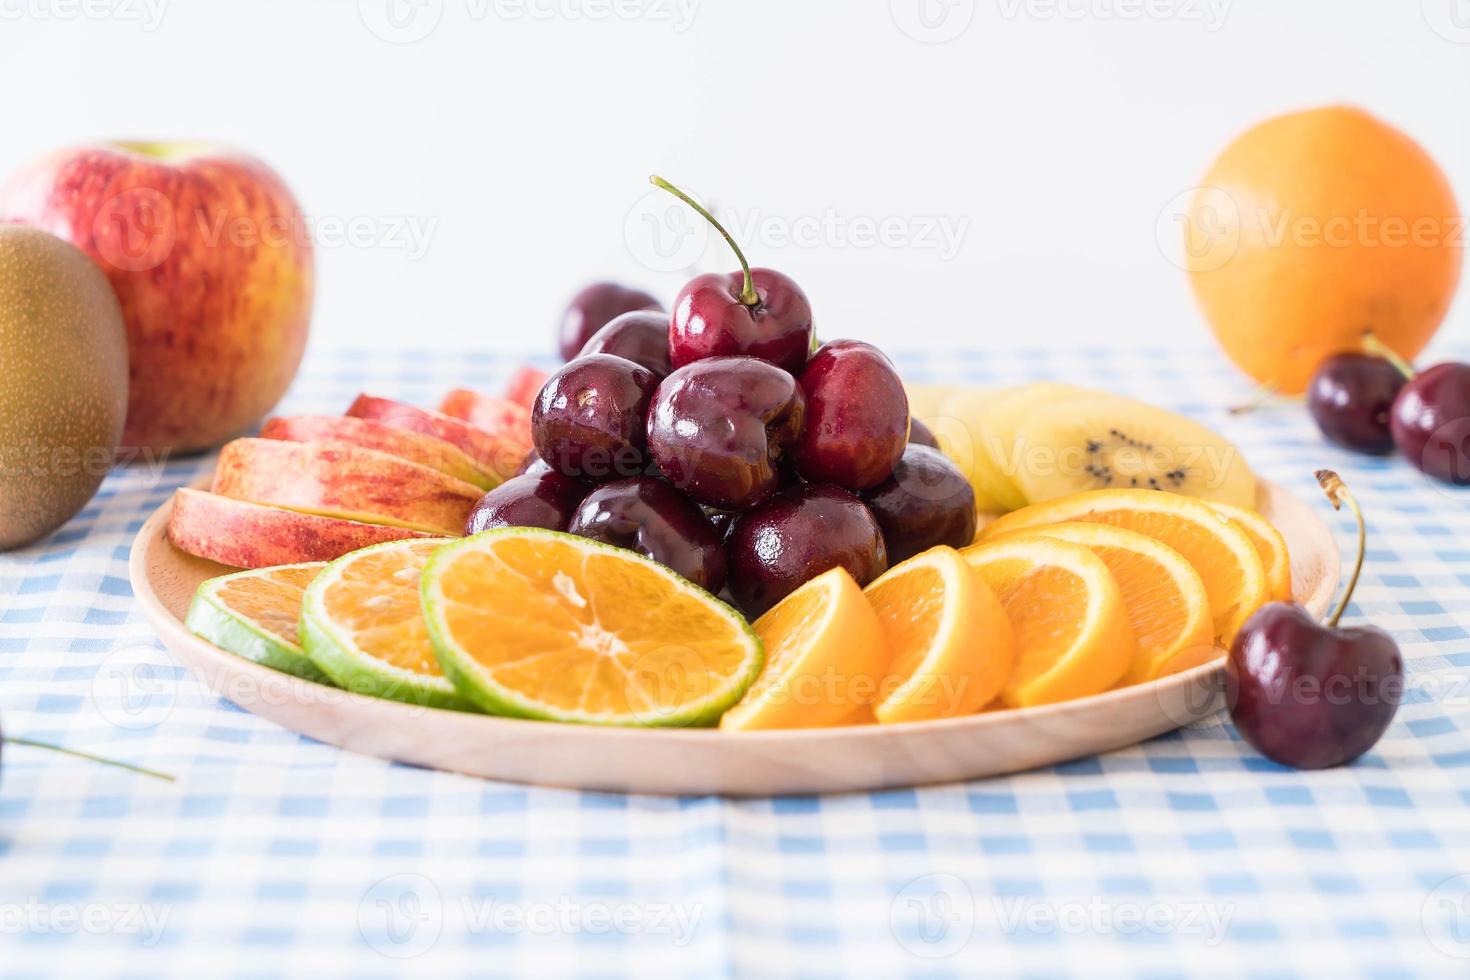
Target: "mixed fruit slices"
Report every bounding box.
[909,382,1259,517]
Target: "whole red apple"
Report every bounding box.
[0,142,314,454]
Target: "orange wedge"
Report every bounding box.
[720,568,886,731]
[1021,523,1215,684]
[1210,502,1292,602]
[961,535,1137,707]
[864,546,1014,724]
[421,528,763,726]
[980,489,1269,644]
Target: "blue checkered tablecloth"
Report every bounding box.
[3,345,1470,978]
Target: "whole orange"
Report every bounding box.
[1184,106,1461,394]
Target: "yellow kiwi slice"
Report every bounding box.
[1009,392,1257,509]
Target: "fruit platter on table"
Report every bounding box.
[120,176,1365,795]
[5,108,1456,794]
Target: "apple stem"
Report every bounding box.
[1361,332,1417,381]
[649,176,759,308]
[4,737,176,782]
[1227,382,1286,416]
[1315,469,1365,629]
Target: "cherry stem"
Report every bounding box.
[4,737,176,782]
[649,176,759,308]
[1228,382,1284,416]
[1315,469,1365,629]
[1361,332,1417,381]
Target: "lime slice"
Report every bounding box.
[185,563,332,684]
[299,538,474,711]
[420,527,764,726]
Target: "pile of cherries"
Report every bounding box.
[1306,337,1470,485]
[468,178,975,617]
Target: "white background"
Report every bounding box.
[3,0,1469,365]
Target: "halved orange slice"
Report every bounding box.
[1020,523,1215,683]
[1210,502,1292,602]
[980,489,1269,643]
[420,528,763,726]
[721,568,886,731]
[865,546,1014,724]
[961,535,1137,707]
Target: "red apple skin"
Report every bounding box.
[0,142,313,454]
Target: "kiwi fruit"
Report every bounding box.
[1009,391,1257,509]
[938,383,1098,513]
[0,226,128,550]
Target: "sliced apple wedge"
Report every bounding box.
[168,488,434,568]
[260,414,496,490]
[503,365,550,410]
[437,388,533,458]
[212,438,482,535]
[347,395,523,481]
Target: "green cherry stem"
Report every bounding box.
[1361,332,1417,381]
[1228,382,1286,416]
[5,737,176,782]
[1315,468,1365,630]
[649,175,759,308]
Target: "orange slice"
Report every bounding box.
[961,535,1137,707]
[420,528,763,726]
[1020,523,1215,684]
[980,489,1269,644]
[720,568,886,731]
[864,546,1014,724]
[300,537,472,710]
[1210,502,1292,602]
[186,562,330,683]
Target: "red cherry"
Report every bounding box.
[649,176,813,373]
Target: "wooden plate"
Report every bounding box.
[129,481,1338,795]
